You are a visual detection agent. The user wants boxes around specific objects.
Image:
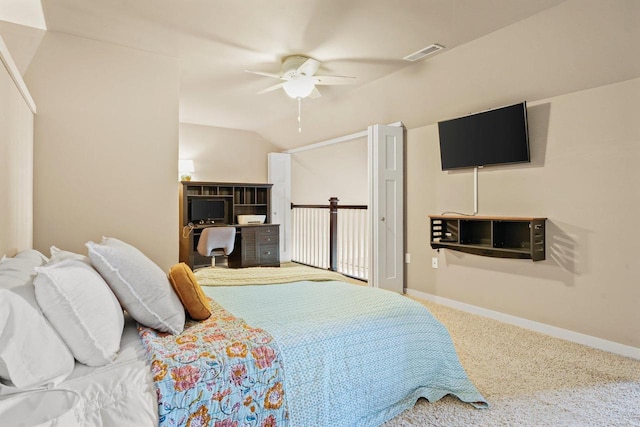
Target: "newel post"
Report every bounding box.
[329,197,339,272]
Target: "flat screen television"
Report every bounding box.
[437,101,530,170]
[189,198,227,223]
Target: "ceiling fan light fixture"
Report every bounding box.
[283,75,317,99]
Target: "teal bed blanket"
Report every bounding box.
[203,280,487,426]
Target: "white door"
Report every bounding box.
[268,153,292,262]
[368,124,404,292]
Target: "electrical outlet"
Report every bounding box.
[405,253,411,264]
[432,257,438,269]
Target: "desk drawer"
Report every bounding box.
[258,233,278,245]
[258,226,278,236]
[258,243,279,263]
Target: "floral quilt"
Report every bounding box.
[138,299,288,427]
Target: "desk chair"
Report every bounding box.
[196,226,236,267]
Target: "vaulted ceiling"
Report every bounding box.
[41,1,564,134]
[3,0,639,148]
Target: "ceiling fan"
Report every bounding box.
[245,55,356,100]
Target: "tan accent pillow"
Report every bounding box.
[168,263,212,320]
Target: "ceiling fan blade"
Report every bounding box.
[245,70,283,79]
[257,82,285,94]
[309,87,322,99]
[297,57,320,76]
[315,75,356,85]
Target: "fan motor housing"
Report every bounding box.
[282,55,314,76]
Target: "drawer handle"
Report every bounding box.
[264,251,271,255]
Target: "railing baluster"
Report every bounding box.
[303,209,308,264]
[350,210,355,276]
[350,210,355,277]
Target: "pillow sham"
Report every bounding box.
[168,263,212,320]
[86,237,185,335]
[0,249,48,270]
[0,251,74,393]
[34,259,124,366]
[49,246,90,264]
[0,250,47,291]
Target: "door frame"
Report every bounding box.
[281,121,405,291]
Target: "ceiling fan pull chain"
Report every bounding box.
[298,97,302,133]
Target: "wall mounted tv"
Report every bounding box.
[189,198,228,223]
[437,101,530,170]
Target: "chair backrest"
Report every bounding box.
[196,227,236,257]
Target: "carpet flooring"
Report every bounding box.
[383,297,640,427]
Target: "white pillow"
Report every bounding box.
[34,259,125,366]
[0,252,47,291]
[0,251,74,393]
[86,237,185,335]
[0,249,48,269]
[49,246,90,264]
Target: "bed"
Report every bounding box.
[0,241,486,426]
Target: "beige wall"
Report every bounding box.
[406,77,640,348]
[291,137,368,205]
[0,39,33,256]
[24,32,180,270]
[179,123,279,183]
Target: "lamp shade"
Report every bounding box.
[179,159,194,173]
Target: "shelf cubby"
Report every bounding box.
[430,215,546,261]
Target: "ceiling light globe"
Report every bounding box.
[283,76,316,99]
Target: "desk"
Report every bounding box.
[184,224,280,269]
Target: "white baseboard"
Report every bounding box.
[405,288,640,360]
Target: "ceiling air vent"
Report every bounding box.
[403,43,445,62]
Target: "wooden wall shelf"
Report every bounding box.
[429,215,546,261]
